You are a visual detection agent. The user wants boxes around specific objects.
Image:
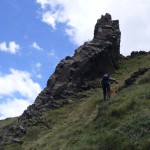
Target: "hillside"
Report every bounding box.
[0,52,150,150]
[0,13,122,147]
[0,13,150,150]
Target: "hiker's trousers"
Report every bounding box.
[101,81,110,100]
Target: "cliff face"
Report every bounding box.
[0,13,121,146]
[93,13,120,69]
[20,13,121,120]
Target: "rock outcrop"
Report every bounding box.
[118,67,150,91]
[21,13,121,119]
[130,51,150,58]
[0,13,121,146]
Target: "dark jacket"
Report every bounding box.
[101,74,118,86]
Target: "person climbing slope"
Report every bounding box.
[101,73,118,100]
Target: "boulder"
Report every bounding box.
[118,67,149,91]
[128,51,150,58]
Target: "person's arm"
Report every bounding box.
[109,77,118,84]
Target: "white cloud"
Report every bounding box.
[42,11,57,29]
[0,68,42,119]
[0,41,20,54]
[31,42,43,51]
[36,0,150,56]
[0,68,41,100]
[0,98,30,120]
[36,0,51,9]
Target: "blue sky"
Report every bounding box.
[0,0,150,119]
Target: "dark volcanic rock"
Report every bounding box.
[127,50,150,58]
[118,68,149,91]
[0,13,121,146]
[131,51,149,57]
[32,13,121,109]
[19,13,121,118]
[18,13,122,123]
[124,68,149,87]
[19,13,121,120]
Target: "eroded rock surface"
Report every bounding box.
[23,13,121,116]
[0,13,121,146]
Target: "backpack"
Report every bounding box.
[101,74,109,85]
[102,74,109,81]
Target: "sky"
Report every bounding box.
[0,0,150,119]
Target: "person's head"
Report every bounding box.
[103,73,110,78]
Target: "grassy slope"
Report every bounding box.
[2,54,150,150]
[0,118,17,133]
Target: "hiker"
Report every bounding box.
[101,73,118,100]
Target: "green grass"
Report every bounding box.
[0,117,17,132]
[1,54,150,150]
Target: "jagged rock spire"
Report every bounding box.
[93,13,121,68]
[0,13,121,146]
[21,13,120,115]
[20,13,121,119]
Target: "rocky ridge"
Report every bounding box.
[0,13,121,146]
[20,13,121,119]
